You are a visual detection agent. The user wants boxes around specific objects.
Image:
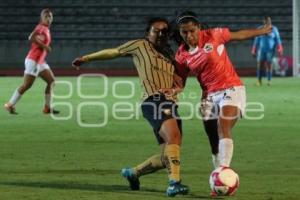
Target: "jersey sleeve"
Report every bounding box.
[252,37,258,48]
[252,36,260,52]
[252,25,263,51]
[117,39,141,56]
[211,28,231,44]
[33,24,45,35]
[273,26,282,45]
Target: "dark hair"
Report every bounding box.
[144,17,175,63]
[264,15,271,20]
[170,11,202,46]
[176,11,199,25]
[201,22,210,30]
[169,19,183,45]
[145,17,169,32]
[263,15,272,25]
[41,8,52,15]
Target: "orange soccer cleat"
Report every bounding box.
[43,106,60,114]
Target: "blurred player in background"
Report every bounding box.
[251,16,283,86]
[4,8,59,114]
[167,11,271,197]
[72,17,188,197]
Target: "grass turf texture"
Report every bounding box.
[0,76,299,200]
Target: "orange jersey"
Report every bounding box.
[176,28,243,98]
[26,24,51,64]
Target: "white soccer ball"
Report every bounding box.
[209,166,240,196]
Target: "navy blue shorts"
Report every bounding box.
[141,94,182,145]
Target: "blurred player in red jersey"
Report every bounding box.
[163,11,271,178]
[4,9,59,114]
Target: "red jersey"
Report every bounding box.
[175,28,243,98]
[26,24,51,64]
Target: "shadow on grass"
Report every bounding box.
[187,193,225,199]
[0,181,165,197]
[0,169,218,199]
[0,169,215,175]
[0,181,216,199]
[0,169,120,175]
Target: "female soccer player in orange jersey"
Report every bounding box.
[4,9,59,114]
[163,11,271,189]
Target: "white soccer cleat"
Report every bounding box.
[4,103,17,114]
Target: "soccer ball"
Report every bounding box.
[209,166,239,196]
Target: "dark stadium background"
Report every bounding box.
[0,0,292,76]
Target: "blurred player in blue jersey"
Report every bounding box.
[251,16,283,86]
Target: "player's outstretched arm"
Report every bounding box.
[274,27,283,56]
[230,24,272,41]
[72,48,120,69]
[251,37,259,57]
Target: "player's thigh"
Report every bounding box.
[219,86,246,119]
[24,58,39,77]
[39,65,54,84]
[141,95,181,145]
[159,118,182,145]
[266,51,275,65]
[257,51,267,63]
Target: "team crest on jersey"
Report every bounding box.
[217,44,224,56]
[203,43,213,53]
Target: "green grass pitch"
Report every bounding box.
[0,76,299,200]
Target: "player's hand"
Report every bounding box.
[45,46,52,53]
[251,47,256,57]
[160,73,185,96]
[263,24,272,34]
[72,57,85,70]
[277,45,283,57]
[159,88,176,96]
[159,87,183,96]
[173,73,184,89]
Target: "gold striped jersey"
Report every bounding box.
[117,39,177,101]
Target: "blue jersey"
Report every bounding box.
[252,26,282,52]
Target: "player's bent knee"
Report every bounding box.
[160,130,181,145]
[21,83,33,92]
[47,79,55,86]
[166,131,181,145]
